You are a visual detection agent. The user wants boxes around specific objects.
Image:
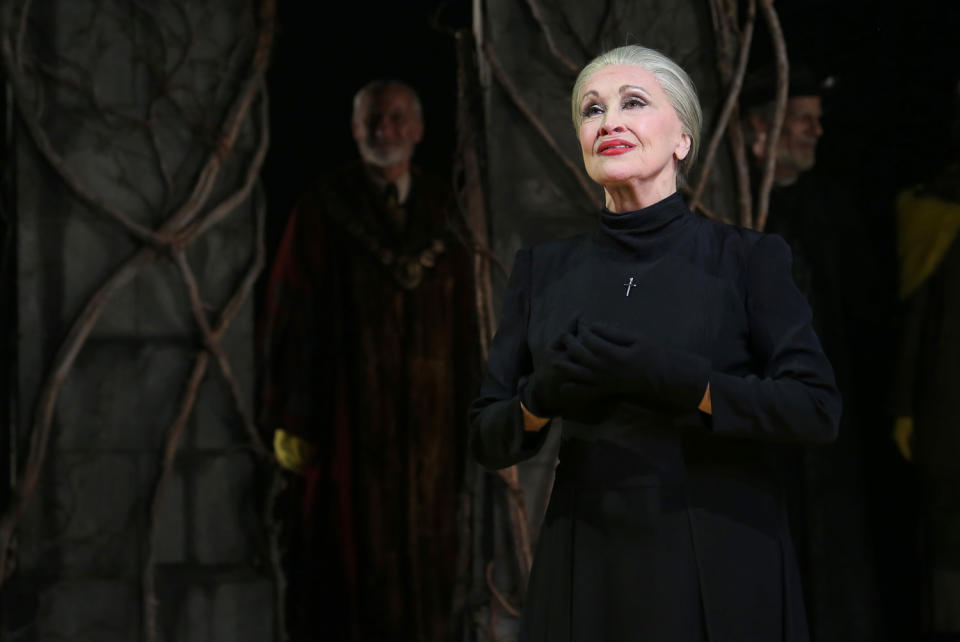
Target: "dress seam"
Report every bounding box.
[684,485,714,641]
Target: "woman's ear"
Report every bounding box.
[674,133,692,161]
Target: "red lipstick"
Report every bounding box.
[597,138,635,155]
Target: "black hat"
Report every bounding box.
[740,62,833,111]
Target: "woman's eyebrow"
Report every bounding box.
[581,85,652,103]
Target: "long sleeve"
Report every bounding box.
[258,194,337,443]
[468,248,551,469]
[707,234,842,443]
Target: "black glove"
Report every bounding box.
[562,320,710,412]
[519,318,593,419]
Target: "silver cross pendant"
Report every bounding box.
[624,277,635,296]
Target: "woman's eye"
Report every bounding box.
[623,97,646,109]
[582,103,604,117]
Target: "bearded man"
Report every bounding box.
[741,63,899,642]
[259,78,478,642]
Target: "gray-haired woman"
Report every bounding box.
[469,44,840,642]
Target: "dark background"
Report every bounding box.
[256,1,957,638]
[263,0,959,252]
[262,0,471,257]
[762,0,960,193]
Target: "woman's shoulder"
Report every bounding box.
[502,233,593,282]
[516,232,592,261]
[688,215,793,281]
[695,215,789,258]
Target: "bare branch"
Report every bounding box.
[2,37,170,246]
[0,247,160,583]
[482,42,598,208]
[495,466,533,580]
[264,469,289,641]
[166,0,194,82]
[141,7,275,635]
[556,7,595,60]
[173,248,263,457]
[689,0,755,213]
[177,82,269,242]
[0,0,278,613]
[726,116,754,227]
[707,0,736,74]
[173,248,214,334]
[15,0,34,73]
[142,350,211,642]
[209,189,265,349]
[164,0,273,232]
[523,0,579,74]
[755,0,788,231]
[679,185,722,221]
[211,185,268,455]
[485,561,520,618]
[147,102,175,208]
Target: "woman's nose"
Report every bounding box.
[599,116,625,136]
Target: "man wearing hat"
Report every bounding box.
[743,63,827,187]
[742,62,891,642]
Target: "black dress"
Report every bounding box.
[469,193,841,642]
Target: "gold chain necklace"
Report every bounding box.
[335,208,447,290]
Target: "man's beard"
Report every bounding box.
[359,140,411,168]
[778,144,816,175]
[793,147,816,172]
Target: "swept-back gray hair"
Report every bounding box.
[571,45,702,180]
[352,79,423,122]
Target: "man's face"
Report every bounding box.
[775,95,824,176]
[352,86,423,169]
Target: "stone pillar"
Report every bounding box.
[0,1,277,640]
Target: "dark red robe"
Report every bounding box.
[259,161,478,641]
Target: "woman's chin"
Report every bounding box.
[590,169,641,188]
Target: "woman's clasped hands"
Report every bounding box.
[520,316,711,419]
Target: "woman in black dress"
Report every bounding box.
[469,45,841,642]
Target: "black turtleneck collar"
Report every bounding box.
[594,192,694,259]
[598,192,689,236]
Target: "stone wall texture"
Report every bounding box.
[2,1,276,640]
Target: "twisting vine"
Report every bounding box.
[753,0,789,232]
[482,42,599,208]
[479,0,790,229]
[690,0,757,219]
[0,0,280,639]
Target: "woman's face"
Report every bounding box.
[578,65,690,190]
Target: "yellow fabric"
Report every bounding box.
[897,189,960,300]
[273,429,318,474]
[892,416,914,463]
